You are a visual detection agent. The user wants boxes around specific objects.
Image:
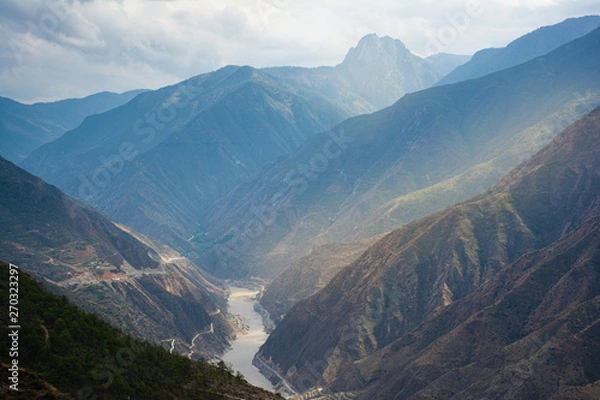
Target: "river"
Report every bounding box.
[221,285,276,392]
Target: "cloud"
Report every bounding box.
[0,0,598,103]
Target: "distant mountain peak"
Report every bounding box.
[357,33,407,48]
[339,33,411,66]
[333,33,439,109]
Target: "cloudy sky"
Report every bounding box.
[1,0,599,104]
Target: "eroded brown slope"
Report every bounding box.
[0,156,234,356]
[343,215,600,399]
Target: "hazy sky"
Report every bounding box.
[1,0,599,103]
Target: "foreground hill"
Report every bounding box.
[0,262,282,399]
[0,90,145,163]
[202,25,600,279]
[0,156,234,356]
[437,15,600,85]
[257,107,600,397]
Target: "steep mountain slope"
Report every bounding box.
[259,238,379,324]
[257,107,600,397]
[0,262,282,399]
[22,66,349,252]
[340,217,600,399]
[202,25,600,279]
[437,15,600,86]
[0,156,234,356]
[0,90,145,163]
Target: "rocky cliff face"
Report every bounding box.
[343,215,600,399]
[257,107,600,397]
[263,33,451,118]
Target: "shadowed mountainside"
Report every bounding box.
[22,66,351,253]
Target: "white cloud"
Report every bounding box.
[0,0,598,103]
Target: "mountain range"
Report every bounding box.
[258,13,600,313]
[257,105,600,398]
[19,32,470,259]
[20,19,600,282]
[1,24,478,379]
[22,65,352,252]
[201,22,600,279]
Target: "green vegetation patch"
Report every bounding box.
[0,262,281,399]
